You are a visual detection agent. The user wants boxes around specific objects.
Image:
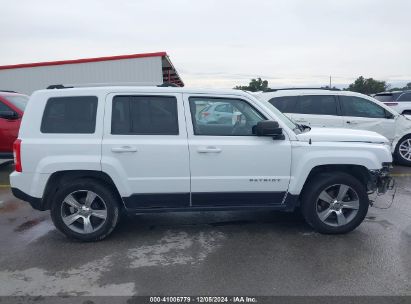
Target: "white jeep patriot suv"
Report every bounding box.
[10,86,393,241]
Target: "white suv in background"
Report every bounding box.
[374,90,411,115]
[257,89,411,166]
[10,86,393,241]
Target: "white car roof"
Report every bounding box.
[256,89,373,101]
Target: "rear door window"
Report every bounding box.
[41,96,98,133]
[268,96,298,113]
[297,95,338,115]
[111,95,179,135]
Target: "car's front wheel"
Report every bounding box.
[394,135,411,166]
[301,172,369,234]
[50,179,120,241]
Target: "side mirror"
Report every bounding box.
[255,120,285,140]
[0,111,19,120]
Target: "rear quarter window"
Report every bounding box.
[41,96,98,134]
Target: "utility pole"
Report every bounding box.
[329,76,332,88]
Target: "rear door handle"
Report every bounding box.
[197,146,222,153]
[111,146,137,153]
[346,121,358,125]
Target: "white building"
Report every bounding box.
[0,52,184,94]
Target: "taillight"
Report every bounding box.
[202,112,210,117]
[13,139,22,172]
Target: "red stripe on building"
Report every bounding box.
[0,52,167,70]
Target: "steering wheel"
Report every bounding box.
[231,120,242,135]
[231,119,252,135]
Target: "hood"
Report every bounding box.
[297,127,389,144]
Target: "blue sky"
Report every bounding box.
[1,0,410,89]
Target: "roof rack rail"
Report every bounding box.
[0,90,17,93]
[46,82,179,89]
[265,87,341,92]
[47,84,73,89]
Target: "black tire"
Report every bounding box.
[394,134,411,166]
[301,172,369,234]
[50,179,120,241]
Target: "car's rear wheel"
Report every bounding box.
[50,179,120,241]
[394,135,411,166]
[301,172,369,234]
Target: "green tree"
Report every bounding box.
[234,78,270,92]
[346,76,389,95]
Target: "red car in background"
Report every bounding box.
[0,91,28,159]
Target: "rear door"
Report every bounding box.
[340,95,396,142]
[101,93,190,209]
[268,95,343,128]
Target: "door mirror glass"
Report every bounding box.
[0,111,18,120]
[255,120,284,139]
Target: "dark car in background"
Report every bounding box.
[0,91,28,159]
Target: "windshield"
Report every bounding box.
[5,95,28,111]
[256,98,300,132]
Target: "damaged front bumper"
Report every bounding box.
[368,162,395,195]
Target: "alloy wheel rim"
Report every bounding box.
[60,190,107,234]
[316,184,360,227]
[399,139,411,161]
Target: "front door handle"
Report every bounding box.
[197,146,222,153]
[111,146,138,153]
[346,121,358,125]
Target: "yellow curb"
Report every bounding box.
[390,173,411,177]
[0,185,10,188]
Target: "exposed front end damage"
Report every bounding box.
[367,162,395,195]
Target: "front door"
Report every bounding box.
[185,94,292,207]
[102,93,190,209]
[339,95,396,142]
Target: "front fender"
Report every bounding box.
[288,142,392,195]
